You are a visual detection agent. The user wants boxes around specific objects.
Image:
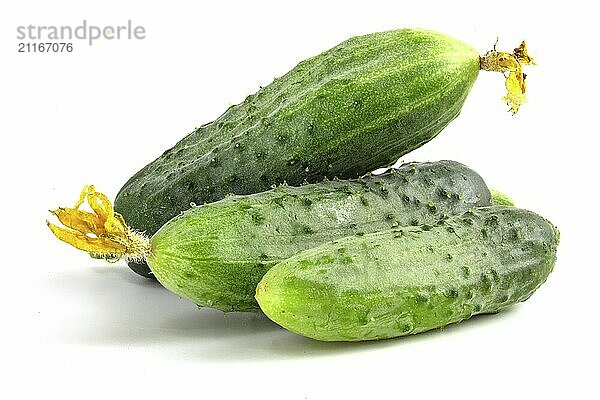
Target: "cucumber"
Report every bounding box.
[256,206,559,341]
[48,161,491,312]
[148,160,490,311]
[491,189,516,206]
[115,29,486,277]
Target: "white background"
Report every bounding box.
[1,1,597,398]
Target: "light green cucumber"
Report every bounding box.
[491,189,516,206]
[147,160,491,312]
[256,206,559,341]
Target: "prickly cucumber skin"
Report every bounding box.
[256,206,559,341]
[146,161,491,312]
[115,29,481,277]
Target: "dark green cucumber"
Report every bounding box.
[256,206,559,341]
[115,29,481,277]
[146,161,491,312]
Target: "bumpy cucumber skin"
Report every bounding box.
[256,206,559,341]
[147,161,491,312]
[115,29,481,277]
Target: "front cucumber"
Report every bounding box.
[256,206,559,341]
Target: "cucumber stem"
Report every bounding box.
[47,185,150,263]
[479,40,535,114]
